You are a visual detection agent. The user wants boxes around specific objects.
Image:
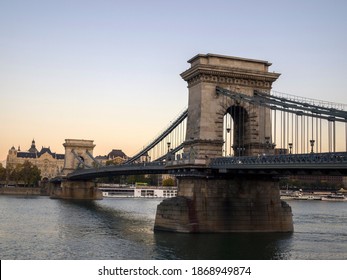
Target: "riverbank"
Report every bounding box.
[0,187,46,196]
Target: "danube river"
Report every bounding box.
[0,195,346,260]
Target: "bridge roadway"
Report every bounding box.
[66,152,347,180]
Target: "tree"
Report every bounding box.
[8,164,22,186]
[0,163,6,181]
[19,161,41,187]
[6,161,41,187]
[163,177,176,186]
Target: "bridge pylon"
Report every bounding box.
[50,139,102,200]
[155,54,293,233]
[180,53,280,162]
[62,139,96,175]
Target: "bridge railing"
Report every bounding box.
[93,161,166,170]
[210,152,347,167]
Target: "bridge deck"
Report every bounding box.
[209,152,347,176]
[67,162,168,180]
[65,152,347,180]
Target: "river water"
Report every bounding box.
[0,195,346,260]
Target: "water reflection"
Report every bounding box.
[56,199,294,260]
[154,231,293,260]
[1,196,345,260]
[53,199,158,259]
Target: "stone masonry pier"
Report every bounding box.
[155,175,293,232]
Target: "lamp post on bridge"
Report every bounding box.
[265,137,270,155]
[310,140,315,153]
[226,126,231,156]
[166,142,173,161]
[236,147,245,157]
[288,143,293,154]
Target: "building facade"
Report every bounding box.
[6,140,65,180]
[95,149,128,165]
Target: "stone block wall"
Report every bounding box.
[155,176,293,233]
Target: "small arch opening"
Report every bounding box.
[223,105,249,157]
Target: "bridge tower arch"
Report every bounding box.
[223,104,250,157]
[180,53,280,161]
[50,139,101,200]
[62,139,95,175]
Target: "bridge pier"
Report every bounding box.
[50,139,102,200]
[154,176,293,233]
[50,180,102,200]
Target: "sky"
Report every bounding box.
[1,0,347,162]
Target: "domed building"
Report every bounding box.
[95,149,128,165]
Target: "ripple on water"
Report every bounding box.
[0,196,346,259]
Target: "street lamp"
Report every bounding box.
[167,142,171,153]
[310,140,315,153]
[288,143,293,154]
[226,127,231,156]
[237,147,245,157]
[265,137,270,154]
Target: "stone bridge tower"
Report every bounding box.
[62,139,96,175]
[154,54,293,233]
[50,139,101,200]
[180,53,280,162]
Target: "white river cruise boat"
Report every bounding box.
[98,184,178,198]
[321,194,347,201]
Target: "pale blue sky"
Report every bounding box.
[1,0,346,161]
